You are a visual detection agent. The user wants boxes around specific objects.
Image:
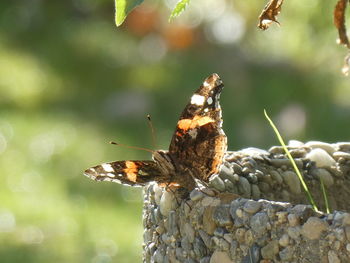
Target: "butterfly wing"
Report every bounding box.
[84,160,167,186]
[168,73,227,181]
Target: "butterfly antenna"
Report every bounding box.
[109,141,154,154]
[147,114,157,150]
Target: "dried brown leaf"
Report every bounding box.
[258,0,284,30]
[334,0,350,48]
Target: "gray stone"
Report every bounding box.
[168,210,178,236]
[190,189,205,201]
[251,184,261,200]
[229,240,238,258]
[232,163,242,174]
[223,179,235,192]
[213,205,232,226]
[200,257,211,263]
[223,233,233,243]
[287,213,300,226]
[282,170,301,195]
[209,175,226,191]
[328,250,341,263]
[230,198,247,220]
[279,246,294,261]
[259,182,272,195]
[314,168,334,187]
[243,200,261,214]
[238,177,251,198]
[342,213,350,226]
[210,250,233,263]
[301,217,328,240]
[214,227,225,237]
[250,212,269,235]
[247,173,258,184]
[181,236,192,251]
[241,244,260,263]
[193,237,207,258]
[279,234,289,247]
[261,240,279,260]
[184,223,195,243]
[244,229,254,245]
[287,226,301,240]
[219,165,234,181]
[198,229,212,248]
[270,170,283,184]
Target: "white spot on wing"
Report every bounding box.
[203,80,210,87]
[207,97,213,105]
[191,94,205,105]
[101,163,114,172]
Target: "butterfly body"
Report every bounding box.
[84,73,227,191]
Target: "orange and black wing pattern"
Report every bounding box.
[168,73,227,181]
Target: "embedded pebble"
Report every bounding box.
[270,170,283,184]
[190,189,205,201]
[279,234,289,247]
[213,205,232,226]
[279,246,294,261]
[287,226,301,240]
[306,148,336,167]
[159,191,176,216]
[231,163,242,174]
[210,250,233,263]
[282,171,301,194]
[251,185,261,200]
[209,175,226,191]
[301,217,328,240]
[328,250,341,263]
[287,213,300,226]
[219,165,234,181]
[311,168,334,187]
[243,200,261,214]
[238,177,251,198]
[305,141,336,154]
[153,185,163,206]
[261,240,279,260]
[250,212,269,235]
[333,151,350,160]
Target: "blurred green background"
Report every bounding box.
[0,0,349,262]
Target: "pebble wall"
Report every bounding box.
[142,141,350,262]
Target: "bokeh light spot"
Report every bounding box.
[277,104,306,137]
[0,210,16,232]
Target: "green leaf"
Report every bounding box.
[115,0,144,27]
[169,0,190,21]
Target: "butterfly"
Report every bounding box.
[84,73,227,191]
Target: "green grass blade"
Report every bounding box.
[264,109,319,212]
[169,0,190,21]
[320,178,330,213]
[115,0,144,26]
